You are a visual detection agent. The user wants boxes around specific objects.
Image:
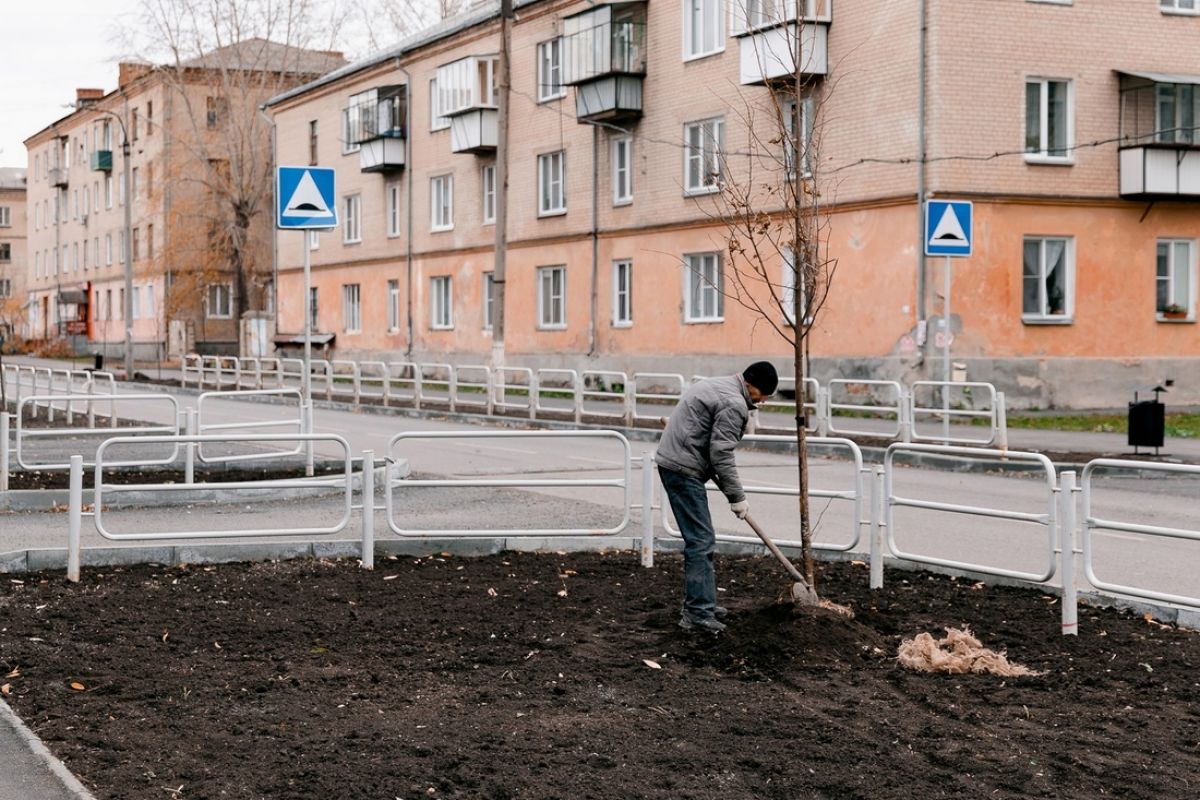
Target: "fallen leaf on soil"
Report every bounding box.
[4,668,19,679]
[383,575,398,581]
[642,660,662,670]
[487,588,498,597]
[162,631,169,643]
[1,684,10,696]
[69,681,86,691]
[556,589,568,597]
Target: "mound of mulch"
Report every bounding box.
[1,553,1198,800]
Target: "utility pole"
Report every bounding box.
[122,104,135,378]
[490,0,513,382]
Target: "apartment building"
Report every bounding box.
[0,168,26,341]
[24,41,345,360]
[267,0,1200,408]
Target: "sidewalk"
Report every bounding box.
[0,699,96,799]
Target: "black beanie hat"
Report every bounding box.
[742,361,779,395]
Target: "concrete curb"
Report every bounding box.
[0,699,100,800]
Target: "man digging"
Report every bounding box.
[656,362,779,633]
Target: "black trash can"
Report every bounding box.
[1128,385,1167,453]
[93,353,104,371]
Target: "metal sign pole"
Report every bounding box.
[302,231,314,476]
[943,254,951,444]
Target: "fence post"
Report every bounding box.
[818,387,830,437]
[353,364,362,405]
[574,373,583,426]
[361,449,375,570]
[185,408,197,485]
[899,392,913,443]
[641,450,655,568]
[414,365,423,411]
[448,367,458,414]
[302,401,315,477]
[528,373,538,421]
[1059,470,1079,636]
[65,373,74,425]
[995,391,1009,451]
[624,379,634,429]
[0,412,9,494]
[67,455,83,583]
[485,368,495,417]
[381,362,391,408]
[869,466,885,589]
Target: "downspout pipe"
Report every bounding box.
[397,60,415,359]
[916,0,928,324]
[588,124,599,357]
[257,104,278,328]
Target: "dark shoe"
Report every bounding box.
[679,613,726,634]
[714,606,728,620]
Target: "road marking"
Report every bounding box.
[1094,531,1148,543]
[567,455,619,466]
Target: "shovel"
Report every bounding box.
[743,512,821,606]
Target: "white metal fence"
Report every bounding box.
[14,393,181,470]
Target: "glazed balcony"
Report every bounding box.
[49,167,69,187]
[90,150,113,172]
[561,3,646,124]
[346,86,407,174]
[1118,71,1200,199]
[734,0,830,86]
[435,55,498,154]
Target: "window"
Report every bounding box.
[782,95,814,176]
[482,165,496,224]
[105,234,113,265]
[83,186,90,215]
[92,290,100,320]
[343,194,362,243]
[431,175,454,231]
[132,286,141,320]
[308,121,319,164]
[538,151,566,216]
[684,252,724,322]
[132,107,140,141]
[206,283,233,319]
[387,183,401,237]
[1025,78,1071,161]
[1155,83,1198,144]
[0,243,9,262]
[1157,239,1195,319]
[35,252,41,277]
[341,108,361,155]
[537,266,567,329]
[309,287,319,330]
[1022,237,1074,321]
[147,224,154,259]
[93,237,99,266]
[781,245,813,325]
[343,284,362,332]
[146,163,153,199]
[387,279,401,331]
[0,279,10,299]
[684,0,724,59]
[119,172,126,206]
[430,275,453,329]
[105,175,113,208]
[483,272,495,330]
[72,243,79,271]
[105,289,113,320]
[613,260,633,326]
[309,230,320,250]
[206,96,228,129]
[537,39,565,102]
[132,167,140,199]
[1162,0,1199,13]
[0,207,9,227]
[612,137,633,205]
[132,227,140,260]
[146,101,153,134]
[146,285,156,319]
[684,118,724,194]
[430,79,450,131]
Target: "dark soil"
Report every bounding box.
[1,554,1198,799]
[6,463,348,491]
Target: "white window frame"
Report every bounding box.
[387,279,401,331]
[309,230,320,251]
[781,246,813,326]
[683,0,725,60]
[684,118,724,195]
[0,207,9,227]
[430,275,454,330]
[387,184,401,238]
[206,283,233,320]
[683,252,724,323]
[105,234,113,265]
[309,287,320,331]
[1024,77,1073,164]
[538,151,567,217]
[1154,83,1199,145]
[612,259,633,327]
[431,175,454,231]
[132,286,141,320]
[782,95,814,177]
[483,271,495,331]
[341,108,361,155]
[482,165,496,225]
[430,78,451,131]
[1162,0,1199,15]
[343,194,362,243]
[612,136,633,205]
[0,279,10,299]
[537,39,566,102]
[342,283,362,333]
[1156,238,1196,321]
[537,265,567,330]
[1021,236,1075,323]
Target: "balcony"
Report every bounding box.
[435,55,498,154]
[1117,71,1200,199]
[346,85,407,174]
[90,150,113,172]
[735,0,830,86]
[561,3,646,124]
[49,167,69,188]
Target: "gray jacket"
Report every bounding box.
[655,374,753,503]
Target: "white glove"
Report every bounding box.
[730,500,749,520]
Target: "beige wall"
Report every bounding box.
[0,183,27,335]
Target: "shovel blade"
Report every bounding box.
[789,581,820,606]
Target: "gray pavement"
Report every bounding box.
[0,698,96,800]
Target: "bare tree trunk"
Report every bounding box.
[793,20,814,587]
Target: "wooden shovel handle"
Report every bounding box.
[743,512,811,587]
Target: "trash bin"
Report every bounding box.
[1128,385,1167,454]
[93,353,104,371]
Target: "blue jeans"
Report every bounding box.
[658,466,716,620]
